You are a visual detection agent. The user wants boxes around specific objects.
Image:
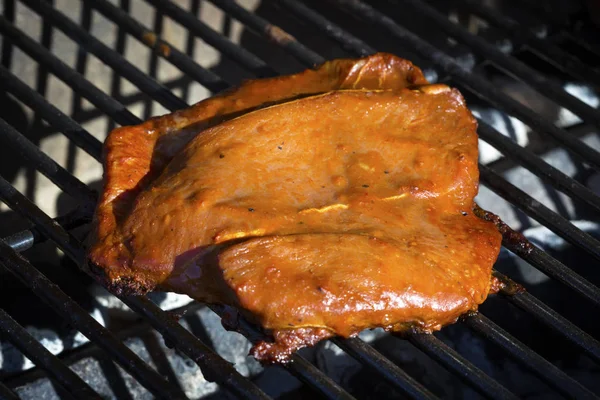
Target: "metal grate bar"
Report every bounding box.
[0,118,96,204]
[480,165,600,262]
[143,0,276,78]
[397,0,600,127]
[21,0,187,113]
[500,233,600,307]
[326,0,600,171]
[0,307,103,400]
[0,302,205,395]
[457,0,600,86]
[267,1,600,219]
[0,383,19,400]
[279,0,375,56]
[332,337,440,400]
[208,0,325,68]
[465,313,599,399]
[494,272,600,364]
[285,356,357,400]
[407,332,518,400]
[513,0,571,27]
[3,208,91,253]
[0,66,102,162]
[117,297,271,400]
[208,305,358,400]
[0,223,186,398]
[86,0,231,93]
[0,16,139,127]
[476,121,600,216]
[557,31,600,60]
[0,175,271,400]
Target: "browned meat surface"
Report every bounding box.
[87,53,502,362]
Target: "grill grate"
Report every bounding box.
[1,0,599,399]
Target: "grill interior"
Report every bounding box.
[0,0,599,399]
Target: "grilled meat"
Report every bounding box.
[88,53,502,362]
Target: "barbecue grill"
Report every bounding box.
[1,0,599,398]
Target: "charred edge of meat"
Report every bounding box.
[391,322,430,339]
[460,310,480,322]
[489,274,504,295]
[214,304,334,364]
[473,204,533,255]
[250,327,335,364]
[87,261,152,296]
[492,270,526,296]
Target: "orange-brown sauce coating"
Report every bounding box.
[87,53,502,362]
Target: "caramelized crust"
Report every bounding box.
[87,54,502,362]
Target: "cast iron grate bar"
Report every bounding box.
[406,332,518,400]
[464,313,599,399]
[475,121,600,216]
[0,230,186,397]
[209,0,326,68]
[557,31,600,60]
[457,0,600,86]
[500,231,600,306]
[332,337,441,400]
[494,272,600,364]
[279,0,375,56]
[85,0,232,94]
[0,66,102,162]
[397,0,600,128]
[479,165,600,262]
[0,175,272,400]
[1,302,206,391]
[0,307,103,399]
[208,306,358,400]
[20,0,188,113]
[0,118,95,205]
[0,382,20,400]
[285,356,357,400]
[143,0,276,78]
[326,0,600,171]
[0,16,140,127]
[2,208,91,253]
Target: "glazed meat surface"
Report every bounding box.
[88,54,502,362]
